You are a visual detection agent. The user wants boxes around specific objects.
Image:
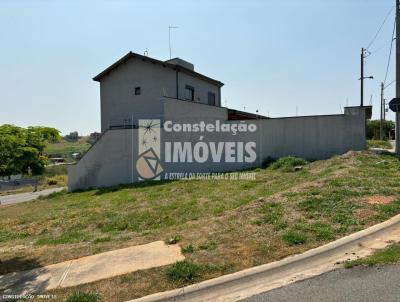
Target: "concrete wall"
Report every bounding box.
[99,57,221,132]
[68,129,136,190]
[68,99,369,191]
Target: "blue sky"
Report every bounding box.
[0,0,396,135]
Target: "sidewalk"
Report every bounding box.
[0,187,66,206]
[0,241,184,296]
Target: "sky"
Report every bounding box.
[0,0,396,135]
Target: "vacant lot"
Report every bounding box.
[1,151,400,301]
[44,137,91,158]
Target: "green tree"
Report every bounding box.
[0,124,60,176]
[366,120,395,140]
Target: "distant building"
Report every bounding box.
[65,131,79,141]
[87,132,101,145]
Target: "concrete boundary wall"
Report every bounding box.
[68,100,370,191]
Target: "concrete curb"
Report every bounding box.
[128,213,400,302]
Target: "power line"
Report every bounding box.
[366,5,395,51]
[385,79,396,89]
[383,19,396,85]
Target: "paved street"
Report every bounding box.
[242,264,400,302]
[0,187,66,206]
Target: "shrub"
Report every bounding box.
[261,156,275,168]
[66,291,99,302]
[166,260,202,282]
[270,156,308,172]
[47,178,58,186]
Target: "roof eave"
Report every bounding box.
[92,52,224,87]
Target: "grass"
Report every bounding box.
[344,244,400,268]
[282,230,307,245]
[44,137,91,158]
[166,260,203,282]
[1,151,400,301]
[270,156,308,172]
[367,140,392,149]
[66,291,99,302]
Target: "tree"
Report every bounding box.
[366,120,395,140]
[0,124,60,176]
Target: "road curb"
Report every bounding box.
[128,213,400,302]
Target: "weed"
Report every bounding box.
[282,230,307,245]
[182,244,194,253]
[166,260,202,282]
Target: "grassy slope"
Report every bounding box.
[1,151,400,301]
[44,137,91,157]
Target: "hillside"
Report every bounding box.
[1,151,400,301]
[44,137,91,158]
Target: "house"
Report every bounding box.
[68,51,371,191]
[93,52,225,132]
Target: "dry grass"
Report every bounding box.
[1,151,400,301]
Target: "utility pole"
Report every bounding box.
[380,82,384,140]
[360,48,373,107]
[361,48,364,107]
[396,0,400,156]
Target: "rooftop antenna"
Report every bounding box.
[169,25,179,59]
[144,48,148,56]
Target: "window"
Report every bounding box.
[135,87,141,95]
[208,92,216,106]
[185,85,194,101]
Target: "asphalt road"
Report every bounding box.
[0,187,66,206]
[242,264,400,302]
